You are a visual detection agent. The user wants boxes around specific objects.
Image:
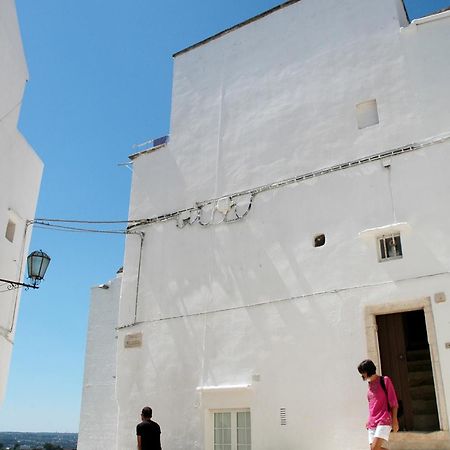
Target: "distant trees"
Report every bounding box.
[43,444,64,450]
[0,441,67,450]
[30,444,64,450]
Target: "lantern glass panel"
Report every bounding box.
[27,251,51,281]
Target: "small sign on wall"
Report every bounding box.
[124,332,142,348]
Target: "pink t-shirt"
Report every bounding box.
[367,375,398,428]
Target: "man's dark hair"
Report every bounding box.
[141,406,153,419]
[358,359,377,376]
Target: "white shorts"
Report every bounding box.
[368,425,392,448]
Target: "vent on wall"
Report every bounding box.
[280,408,287,426]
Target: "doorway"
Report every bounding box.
[376,309,439,431]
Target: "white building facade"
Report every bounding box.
[0,0,43,406]
[81,0,450,448]
[77,272,121,450]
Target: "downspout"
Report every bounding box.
[133,232,145,324]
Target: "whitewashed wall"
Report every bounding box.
[115,1,450,449]
[77,273,121,450]
[0,0,43,406]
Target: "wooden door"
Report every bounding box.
[376,313,413,430]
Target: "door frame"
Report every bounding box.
[364,296,448,432]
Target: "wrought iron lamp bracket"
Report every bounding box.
[0,278,38,291]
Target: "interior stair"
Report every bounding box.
[389,356,448,450]
[406,349,439,432]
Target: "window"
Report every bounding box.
[5,220,16,243]
[213,410,251,450]
[378,233,402,261]
[356,99,379,129]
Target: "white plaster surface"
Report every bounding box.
[84,0,450,448]
[77,274,121,450]
[0,0,43,406]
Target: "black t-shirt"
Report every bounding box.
[136,420,162,450]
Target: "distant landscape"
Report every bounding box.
[0,432,77,449]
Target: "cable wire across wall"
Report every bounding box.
[32,132,450,234]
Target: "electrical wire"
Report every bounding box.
[32,222,130,235]
[117,270,450,329]
[32,218,140,224]
[30,131,450,234]
[129,131,450,230]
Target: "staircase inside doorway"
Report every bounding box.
[376,309,440,432]
[407,347,439,431]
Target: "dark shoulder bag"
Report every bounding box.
[380,375,404,418]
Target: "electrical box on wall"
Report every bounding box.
[124,332,142,348]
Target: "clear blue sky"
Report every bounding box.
[0,0,449,433]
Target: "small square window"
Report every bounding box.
[5,220,16,243]
[378,233,402,261]
[356,99,379,129]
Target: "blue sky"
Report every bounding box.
[0,0,449,433]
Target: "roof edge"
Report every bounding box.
[411,7,450,26]
[129,143,167,161]
[173,0,302,58]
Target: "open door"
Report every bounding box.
[376,310,439,431]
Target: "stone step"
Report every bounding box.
[406,349,431,361]
[389,431,450,450]
[407,359,432,372]
[410,384,436,400]
[411,398,438,415]
[413,413,440,431]
[408,370,434,387]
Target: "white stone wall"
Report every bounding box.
[0,0,43,406]
[114,1,450,449]
[77,274,121,450]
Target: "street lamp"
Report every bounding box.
[0,250,51,290]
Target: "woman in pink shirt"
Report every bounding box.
[358,359,399,450]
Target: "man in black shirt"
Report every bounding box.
[136,406,162,450]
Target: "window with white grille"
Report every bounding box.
[213,410,251,450]
[378,233,402,261]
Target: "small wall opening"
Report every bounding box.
[314,234,325,247]
[356,99,379,129]
[5,220,16,243]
